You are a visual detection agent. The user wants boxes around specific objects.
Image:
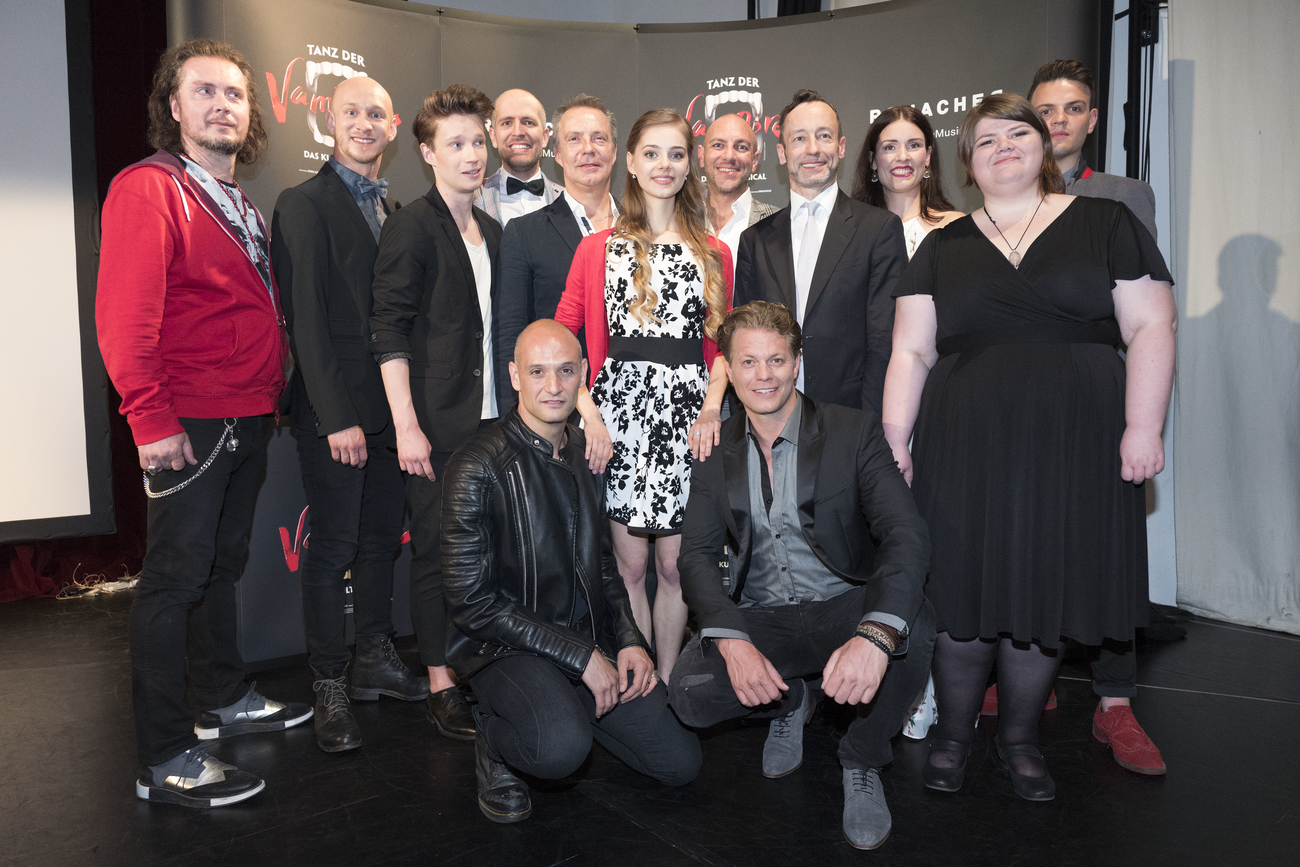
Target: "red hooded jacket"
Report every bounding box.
[96,150,287,446]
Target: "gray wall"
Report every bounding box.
[408,0,749,24]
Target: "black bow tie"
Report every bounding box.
[506,176,546,197]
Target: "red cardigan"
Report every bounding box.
[554,229,734,387]
[96,151,287,445]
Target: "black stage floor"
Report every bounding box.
[2,590,1298,866]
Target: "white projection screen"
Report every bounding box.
[0,0,114,542]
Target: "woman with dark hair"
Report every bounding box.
[854,106,964,741]
[881,94,1175,800]
[852,106,964,259]
[556,108,733,684]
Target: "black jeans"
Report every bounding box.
[469,654,701,785]
[669,587,937,770]
[296,428,405,678]
[406,419,495,669]
[130,416,271,767]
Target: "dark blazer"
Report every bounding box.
[734,189,907,415]
[494,194,586,412]
[678,394,929,639]
[369,184,511,454]
[271,162,394,440]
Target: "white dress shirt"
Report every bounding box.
[497,168,548,226]
[788,183,839,318]
[712,188,754,266]
[464,237,497,419]
[564,190,620,237]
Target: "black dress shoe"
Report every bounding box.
[922,738,971,792]
[313,673,362,753]
[995,740,1056,801]
[427,686,477,740]
[349,634,429,701]
[475,731,531,823]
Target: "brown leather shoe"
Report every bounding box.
[427,686,476,740]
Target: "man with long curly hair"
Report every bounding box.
[97,38,311,809]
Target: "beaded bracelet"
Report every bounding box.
[854,623,897,657]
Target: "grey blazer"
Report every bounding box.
[748,198,780,226]
[1068,160,1157,241]
[474,166,564,225]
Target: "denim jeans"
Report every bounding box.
[130,415,271,767]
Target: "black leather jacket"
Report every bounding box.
[442,411,646,679]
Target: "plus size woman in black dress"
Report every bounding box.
[881,94,1176,800]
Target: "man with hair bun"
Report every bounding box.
[98,37,311,808]
[370,84,512,741]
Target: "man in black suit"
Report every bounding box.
[668,302,934,850]
[369,84,511,741]
[734,90,908,415]
[273,77,429,753]
[494,94,620,407]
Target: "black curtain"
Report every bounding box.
[778,0,822,16]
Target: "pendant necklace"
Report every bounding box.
[984,196,1045,269]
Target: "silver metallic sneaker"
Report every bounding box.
[195,682,313,740]
[135,747,265,808]
[842,767,891,850]
[761,680,814,778]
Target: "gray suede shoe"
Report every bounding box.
[842,767,891,850]
[761,680,813,778]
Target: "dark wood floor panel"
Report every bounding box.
[2,591,1297,867]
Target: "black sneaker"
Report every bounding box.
[313,672,362,753]
[475,730,531,823]
[136,747,264,808]
[195,682,313,740]
[349,633,429,701]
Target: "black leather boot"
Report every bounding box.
[427,685,477,740]
[475,730,531,823]
[313,672,362,753]
[349,633,429,701]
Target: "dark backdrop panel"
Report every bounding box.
[639,0,1099,214]
[164,0,1098,662]
[439,15,638,199]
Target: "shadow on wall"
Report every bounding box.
[1176,233,1300,631]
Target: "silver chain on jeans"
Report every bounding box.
[143,419,239,499]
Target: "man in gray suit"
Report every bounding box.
[475,88,564,225]
[1030,59,1157,238]
[1029,58,1166,778]
[701,113,779,266]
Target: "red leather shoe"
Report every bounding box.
[1092,703,1167,775]
[980,685,1058,716]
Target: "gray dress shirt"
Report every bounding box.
[700,398,909,644]
[329,156,390,243]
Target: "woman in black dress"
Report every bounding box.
[880,94,1175,800]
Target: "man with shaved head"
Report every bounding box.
[475,88,564,225]
[701,113,779,266]
[441,320,701,824]
[272,74,427,755]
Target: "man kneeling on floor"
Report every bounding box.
[668,301,935,849]
[442,320,702,823]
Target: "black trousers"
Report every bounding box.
[470,655,702,786]
[1090,641,1139,698]
[669,587,937,770]
[295,428,405,679]
[406,418,495,668]
[130,416,271,767]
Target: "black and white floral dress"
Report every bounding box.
[591,240,708,532]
